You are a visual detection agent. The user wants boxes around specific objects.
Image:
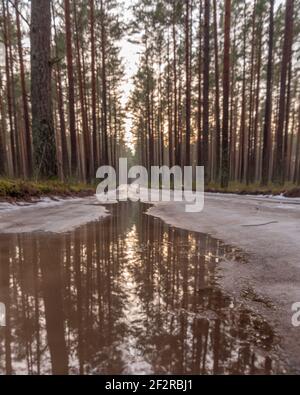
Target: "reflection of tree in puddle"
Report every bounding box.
[0,203,284,374]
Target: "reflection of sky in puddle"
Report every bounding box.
[0,203,285,374]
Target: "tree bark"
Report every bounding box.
[31,0,57,177]
[274,0,294,184]
[203,0,210,181]
[221,0,231,188]
[15,0,32,177]
[213,0,221,182]
[262,0,274,185]
[64,0,78,176]
[73,1,90,181]
[90,0,98,173]
[185,0,191,166]
[100,0,109,165]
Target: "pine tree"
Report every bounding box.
[31,0,57,177]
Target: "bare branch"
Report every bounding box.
[7,0,30,28]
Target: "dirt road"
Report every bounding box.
[148,193,300,373]
[1,193,300,372]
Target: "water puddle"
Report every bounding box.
[0,202,284,374]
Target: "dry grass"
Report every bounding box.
[0,178,95,201]
[1,178,299,201]
[205,181,300,197]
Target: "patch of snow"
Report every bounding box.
[0,196,109,234]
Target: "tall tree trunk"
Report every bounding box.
[261,0,274,185]
[31,0,57,177]
[185,0,191,166]
[15,0,32,177]
[3,0,18,176]
[100,0,109,165]
[167,34,173,167]
[229,26,237,181]
[64,0,78,176]
[52,2,69,179]
[221,0,231,188]
[253,19,262,183]
[8,21,21,176]
[203,0,210,181]
[246,1,257,185]
[0,74,7,175]
[1,0,12,175]
[213,0,221,182]
[239,3,247,183]
[294,107,300,184]
[172,4,179,166]
[55,66,69,179]
[284,61,292,180]
[274,0,294,184]
[197,0,203,168]
[90,0,98,173]
[73,1,90,182]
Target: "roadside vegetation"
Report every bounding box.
[205,182,300,197]
[1,177,300,203]
[0,178,94,202]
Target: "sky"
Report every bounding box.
[119,0,142,149]
[120,35,140,149]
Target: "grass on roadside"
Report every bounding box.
[1,177,300,201]
[205,181,300,197]
[0,178,95,201]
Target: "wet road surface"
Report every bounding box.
[0,203,285,374]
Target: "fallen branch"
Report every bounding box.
[242,221,278,227]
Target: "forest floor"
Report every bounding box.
[148,193,300,373]
[206,182,300,197]
[1,178,300,203]
[0,178,95,202]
